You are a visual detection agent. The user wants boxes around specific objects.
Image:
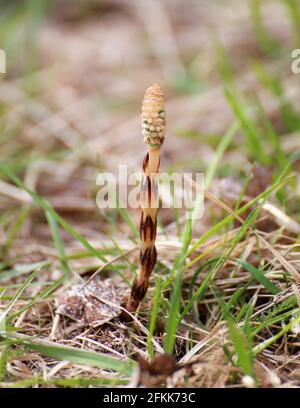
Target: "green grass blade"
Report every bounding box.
[0,165,107,263]
[164,215,192,354]
[147,276,162,358]
[2,206,31,256]
[236,259,280,295]
[205,120,239,188]
[0,269,38,329]
[45,210,70,278]
[6,376,127,388]
[225,88,269,164]
[284,0,300,47]
[187,175,291,257]
[227,318,254,377]
[250,0,279,57]
[182,208,259,319]
[0,260,50,283]
[0,333,134,376]
[253,312,300,355]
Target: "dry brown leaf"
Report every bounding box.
[55,279,121,327]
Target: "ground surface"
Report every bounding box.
[1,0,300,387]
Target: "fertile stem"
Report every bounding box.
[126,84,166,313]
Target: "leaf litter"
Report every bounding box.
[56,279,121,327]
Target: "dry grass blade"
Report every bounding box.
[256,234,300,284]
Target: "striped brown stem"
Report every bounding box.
[126,84,166,314]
